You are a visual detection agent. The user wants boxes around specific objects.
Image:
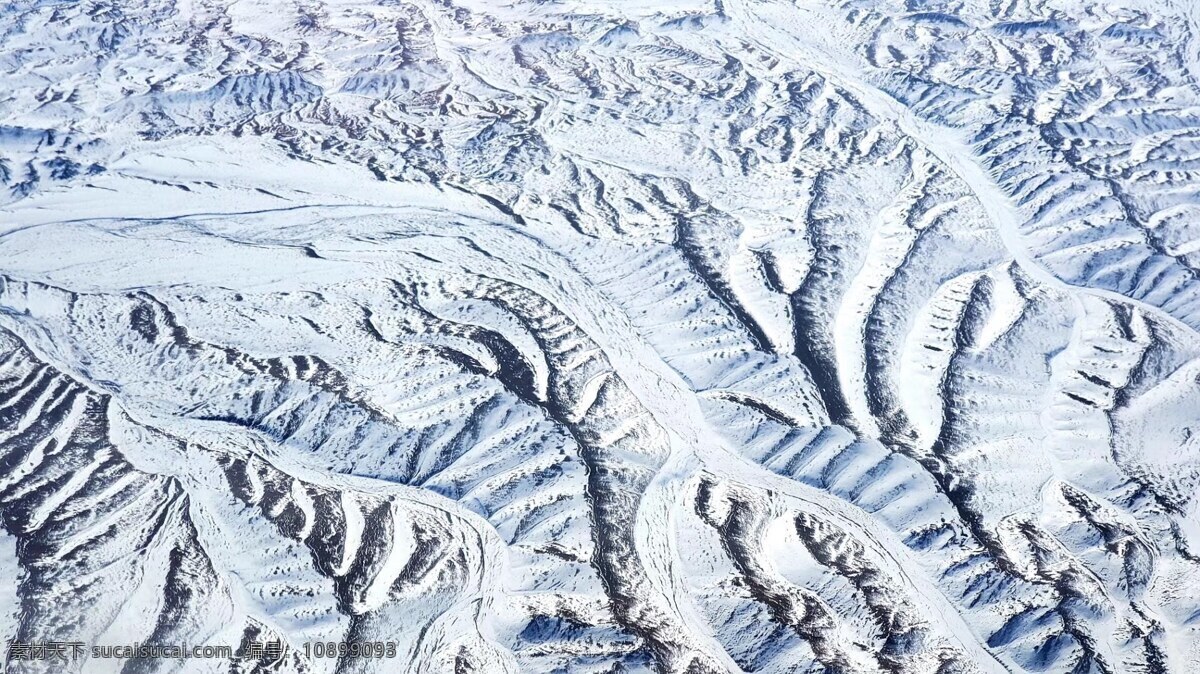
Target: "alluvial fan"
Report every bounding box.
[1,0,1200,671]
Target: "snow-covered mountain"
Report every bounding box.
[1,0,1199,671]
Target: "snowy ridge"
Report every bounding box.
[2,0,1200,672]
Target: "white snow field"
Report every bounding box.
[1,0,1200,671]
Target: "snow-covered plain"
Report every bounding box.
[1,0,1200,671]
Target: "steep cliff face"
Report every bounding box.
[1,0,1200,672]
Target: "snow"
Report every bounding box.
[1,0,1199,672]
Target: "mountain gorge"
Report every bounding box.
[1,0,1200,671]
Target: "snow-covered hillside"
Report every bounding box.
[1,0,1199,671]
